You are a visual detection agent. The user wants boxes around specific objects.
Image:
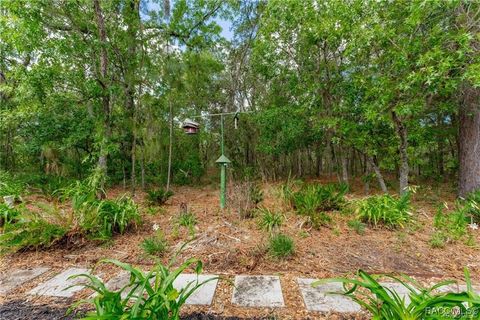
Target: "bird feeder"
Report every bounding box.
[182,119,200,134]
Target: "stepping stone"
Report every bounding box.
[29,268,90,298]
[297,279,361,313]
[173,274,218,305]
[232,275,284,308]
[0,267,50,295]
[102,272,218,305]
[380,282,419,305]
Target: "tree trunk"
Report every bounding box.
[93,0,110,199]
[392,111,409,195]
[341,148,349,185]
[368,156,388,193]
[166,97,173,191]
[458,85,480,197]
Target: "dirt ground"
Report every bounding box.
[0,177,479,319]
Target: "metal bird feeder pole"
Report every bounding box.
[182,111,249,209]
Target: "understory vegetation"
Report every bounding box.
[318,269,480,320]
[68,256,215,320]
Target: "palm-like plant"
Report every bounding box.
[68,252,217,319]
[313,269,480,320]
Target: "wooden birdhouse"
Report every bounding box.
[182,119,200,134]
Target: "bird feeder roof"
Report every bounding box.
[215,154,231,164]
[182,119,200,129]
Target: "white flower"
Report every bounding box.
[152,224,159,231]
[468,223,478,231]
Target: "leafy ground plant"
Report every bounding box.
[78,196,141,240]
[0,203,20,227]
[142,232,168,257]
[356,193,412,228]
[146,188,174,206]
[257,207,283,233]
[0,205,68,253]
[347,219,366,235]
[430,203,470,248]
[314,268,480,320]
[268,233,295,259]
[68,255,217,319]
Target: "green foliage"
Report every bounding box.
[347,219,366,235]
[464,190,480,223]
[430,204,470,248]
[291,183,348,213]
[177,211,197,228]
[0,206,68,253]
[78,196,141,241]
[0,171,24,198]
[287,183,347,228]
[315,269,480,320]
[68,256,216,319]
[257,207,283,233]
[146,188,174,206]
[141,233,168,257]
[268,233,294,259]
[0,203,20,227]
[356,193,412,228]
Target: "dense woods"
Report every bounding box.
[1,0,479,196]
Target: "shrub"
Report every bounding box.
[78,196,141,240]
[0,210,67,253]
[463,190,480,223]
[0,171,24,199]
[356,193,412,228]
[228,181,264,218]
[146,188,174,206]
[291,183,348,213]
[347,219,366,235]
[141,233,168,257]
[68,257,217,319]
[257,208,283,233]
[177,211,197,228]
[429,204,470,248]
[314,268,480,320]
[268,233,294,259]
[0,203,20,227]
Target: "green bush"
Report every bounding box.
[347,219,366,235]
[291,183,348,213]
[0,171,24,199]
[287,183,347,228]
[68,257,216,319]
[177,211,197,229]
[0,212,67,253]
[141,234,168,257]
[257,208,283,233]
[356,193,412,228]
[464,190,480,222]
[430,204,470,248]
[315,268,480,320]
[78,196,141,240]
[146,188,174,206]
[268,233,295,259]
[0,203,20,227]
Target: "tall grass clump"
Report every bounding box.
[257,207,283,233]
[286,183,348,228]
[429,202,472,248]
[268,233,295,259]
[314,268,480,320]
[356,193,412,228]
[68,255,217,319]
[78,196,141,240]
[146,188,174,206]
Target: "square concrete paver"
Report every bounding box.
[297,279,361,313]
[101,272,218,305]
[29,268,90,298]
[232,275,284,307]
[173,274,218,305]
[0,267,50,295]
